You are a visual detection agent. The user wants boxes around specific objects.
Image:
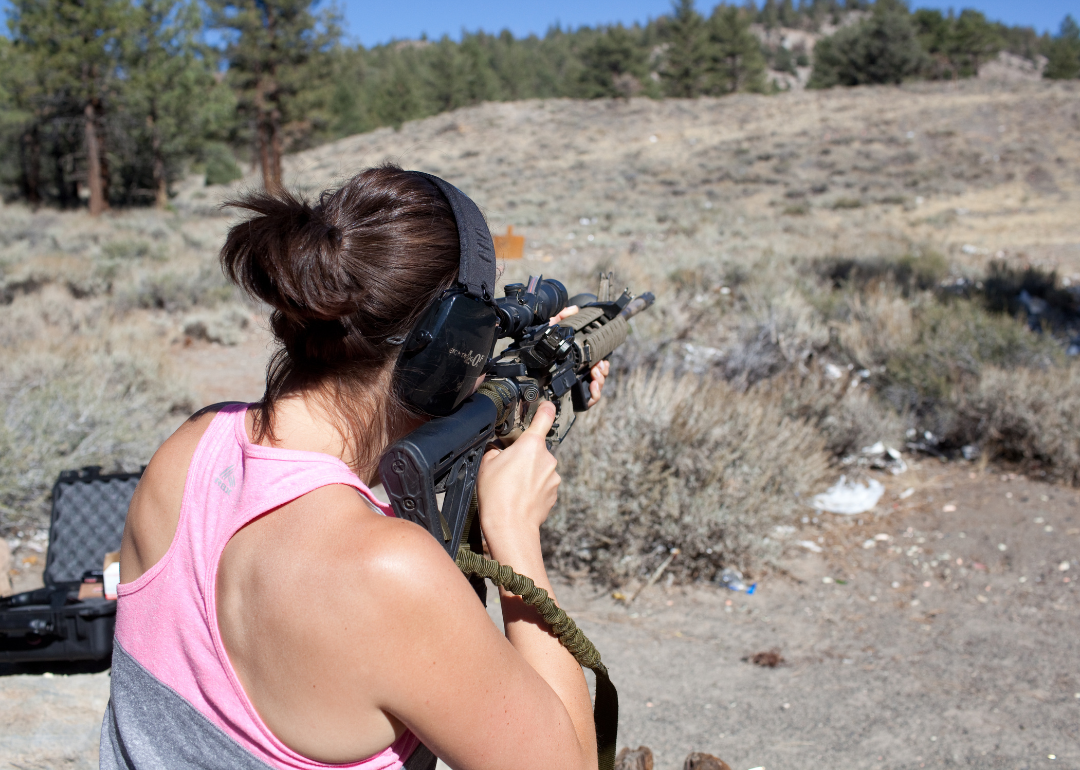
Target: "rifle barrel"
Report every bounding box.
[619,292,655,320]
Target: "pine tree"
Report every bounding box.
[0,33,43,203]
[208,0,340,193]
[808,6,927,87]
[124,0,211,206]
[7,0,132,214]
[576,25,648,99]
[706,6,766,94]
[663,0,707,97]
[912,9,955,78]
[759,0,780,30]
[1043,15,1079,79]
[949,9,1002,76]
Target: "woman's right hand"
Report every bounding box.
[476,401,560,552]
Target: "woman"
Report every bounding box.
[101,166,610,770]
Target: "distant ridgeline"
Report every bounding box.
[0,0,1076,209]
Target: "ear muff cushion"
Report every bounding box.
[397,292,498,416]
[394,173,500,416]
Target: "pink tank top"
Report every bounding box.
[114,404,420,769]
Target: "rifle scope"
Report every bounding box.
[495,276,568,337]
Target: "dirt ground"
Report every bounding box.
[3,80,1080,769]
[3,315,1078,770]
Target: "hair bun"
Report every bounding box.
[221,190,354,323]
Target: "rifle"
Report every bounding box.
[379,272,654,560]
[378,272,653,770]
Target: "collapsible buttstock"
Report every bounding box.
[379,395,499,556]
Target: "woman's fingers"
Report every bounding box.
[524,401,557,439]
[549,305,580,325]
[586,360,610,408]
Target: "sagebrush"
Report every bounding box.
[547,370,830,584]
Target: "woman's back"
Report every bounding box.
[105,403,431,768]
[104,168,601,770]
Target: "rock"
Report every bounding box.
[0,538,11,597]
[684,752,733,770]
[615,746,654,770]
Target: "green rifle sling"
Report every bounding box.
[455,546,619,770]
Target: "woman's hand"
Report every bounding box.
[550,306,612,408]
[476,401,559,550]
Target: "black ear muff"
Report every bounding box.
[395,173,499,416]
[397,291,497,416]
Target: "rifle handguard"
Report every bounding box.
[580,315,630,366]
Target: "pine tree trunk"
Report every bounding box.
[148,113,168,207]
[257,117,275,193]
[20,123,41,205]
[84,101,108,216]
[257,110,284,194]
[269,107,283,191]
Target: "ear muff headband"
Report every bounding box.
[412,172,497,303]
[393,173,500,416]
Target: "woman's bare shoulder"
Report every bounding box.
[119,403,245,583]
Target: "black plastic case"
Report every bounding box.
[0,466,141,663]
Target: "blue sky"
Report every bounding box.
[339,1,1074,47]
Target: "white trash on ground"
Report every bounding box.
[842,441,907,475]
[859,441,908,474]
[811,475,885,515]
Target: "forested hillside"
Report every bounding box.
[0,0,1076,209]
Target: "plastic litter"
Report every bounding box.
[855,441,907,475]
[796,540,823,553]
[717,567,756,594]
[811,475,884,515]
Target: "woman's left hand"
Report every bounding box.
[550,306,611,408]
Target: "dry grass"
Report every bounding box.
[547,370,830,584]
[0,205,238,532]
[0,340,193,529]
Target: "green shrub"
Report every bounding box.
[203,144,244,187]
[545,370,829,584]
[879,300,1062,435]
[102,240,152,260]
[809,10,928,88]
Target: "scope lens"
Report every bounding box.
[533,279,568,322]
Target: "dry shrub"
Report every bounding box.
[723,290,830,389]
[832,290,917,365]
[771,368,908,457]
[0,345,194,532]
[965,365,1080,484]
[545,370,830,585]
[879,301,1062,431]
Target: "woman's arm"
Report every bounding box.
[218,405,597,770]
[473,402,597,763]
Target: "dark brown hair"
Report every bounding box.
[220,165,460,476]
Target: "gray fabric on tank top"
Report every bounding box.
[101,641,437,770]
